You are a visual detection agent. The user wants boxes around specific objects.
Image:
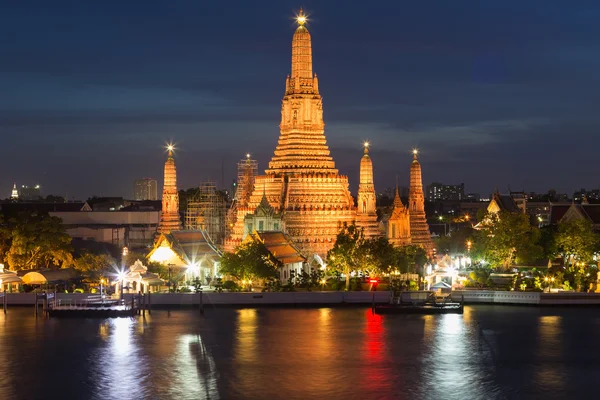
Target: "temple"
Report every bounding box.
[355,142,379,237]
[157,145,182,234]
[408,150,434,253]
[226,10,378,258]
[10,183,18,200]
[387,186,411,246]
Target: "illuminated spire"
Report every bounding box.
[296,8,307,26]
[158,144,181,234]
[363,141,370,154]
[10,183,18,199]
[412,148,419,160]
[291,8,312,81]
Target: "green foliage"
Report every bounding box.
[435,226,475,255]
[296,269,324,291]
[465,267,492,288]
[73,253,115,282]
[219,239,280,283]
[5,211,73,270]
[472,211,542,270]
[222,280,239,291]
[563,280,572,291]
[262,276,283,292]
[327,223,365,290]
[214,277,223,292]
[555,219,598,268]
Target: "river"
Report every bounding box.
[0,305,598,399]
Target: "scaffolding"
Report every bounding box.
[185,181,227,247]
[235,157,258,207]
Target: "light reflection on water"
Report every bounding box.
[1,306,600,399]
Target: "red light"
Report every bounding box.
[369,279,378,284]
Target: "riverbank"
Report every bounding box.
[3,290,600,308]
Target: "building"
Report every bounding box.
[10,183,18,200]
[243,192,284,238]
[134,178,158,201]
[386,187,411,246]
[552,203,600,231]
[147,230,221,283]
[408,150,434,254]
[427,182,465,202]
[245,231,307,282]
[19,185,41,201]
[184,181,227,246]
[226,11,378,258]
[574,188,600,203]
[114,260,163,294]
[157,145,182,234]
[356,143,379,237]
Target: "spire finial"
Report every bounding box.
[363,141,370,154]
[166,143,175,157]
[412,148,419,160]
[297,8,306,26]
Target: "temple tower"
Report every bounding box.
[356,142,379,237]
[10,183,18,200]
[158,145,182,234]
[408,150,434,253]
[226,10,357,257]
[387,186,411,246]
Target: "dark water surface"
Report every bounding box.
[1,305,600,400]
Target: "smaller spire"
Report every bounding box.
[363,141,370,154]
[412,148,419,160]
[166,143,175,157]
[296,8,307,26]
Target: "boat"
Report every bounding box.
[47,295,138,318]
[374,291,464,315]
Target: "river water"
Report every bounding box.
[0,305,599,400]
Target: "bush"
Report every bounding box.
[222,280,239,292]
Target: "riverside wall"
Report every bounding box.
[4,291,600,307]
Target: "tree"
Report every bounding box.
[219,240,279,285]
[358,236,397,275]
[327,223,365,290]
[554,219,599,291]
[555,219,598,268]
[73,253,115,282]
[6,211,73,270]
[472,211,542,270]
[395,245,428,273]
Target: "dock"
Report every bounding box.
[374,291,464,315]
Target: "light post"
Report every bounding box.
[167,263,174,293]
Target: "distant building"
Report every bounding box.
[10,183,18,200]
[134,178,158,201]
[19,185,41,201]
[0,201,158,250]
[427,182,465,202]
[573,188,600,203]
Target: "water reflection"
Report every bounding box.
[1,307,600,399]
[534,315,565,393]
[168,334,219,399]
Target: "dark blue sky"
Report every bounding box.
[2,0,600,200]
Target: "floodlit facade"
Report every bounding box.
[408,151,434,254]
[157,146,182,234]
[387,187,411,246]
[226,10,378,258]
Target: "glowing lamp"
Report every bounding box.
[369,279,378,284]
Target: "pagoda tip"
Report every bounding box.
[412,148,419,159]
[296,8,307,26]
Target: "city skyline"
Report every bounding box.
[3,1,600,199]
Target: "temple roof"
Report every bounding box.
[252,231,306,265]
[492,192,521,213]
[148,230,221,266]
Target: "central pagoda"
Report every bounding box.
[227,10,365,257]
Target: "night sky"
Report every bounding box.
[2,1,600,200]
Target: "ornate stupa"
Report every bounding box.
[157,145,182,234]
[355,142,379,237]
[227,10,374,257]
[10,183,18,200]
[408,150,434,253]
[387,186,411,246]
